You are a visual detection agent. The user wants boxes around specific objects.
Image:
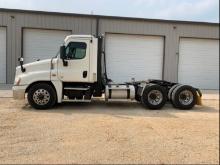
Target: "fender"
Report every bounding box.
[51,80,63,103]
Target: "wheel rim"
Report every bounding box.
[147,90,163,105]
[178,90,193,105]
[33,89,50,105]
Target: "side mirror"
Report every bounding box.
[18,57,26,72]
[60,46,68,66]
[18,57,24,63]
[60,46,66,59]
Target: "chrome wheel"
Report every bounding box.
[33,89,50,105]
[178,90,193,106]
[147,90,163,105]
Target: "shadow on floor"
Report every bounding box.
[21,100,219,119]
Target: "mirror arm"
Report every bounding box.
[21,64,26,72]
[62,59,68,67]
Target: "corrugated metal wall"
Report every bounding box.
[0,9,219,84]
[98,19,219,82]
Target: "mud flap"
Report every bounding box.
[196,89,202,105]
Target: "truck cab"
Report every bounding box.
[57,35,98,83]
[13,35,202,110]
[13,35,102,106]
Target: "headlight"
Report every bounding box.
[14,77,21,85]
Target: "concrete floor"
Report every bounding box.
[0,98,219,164]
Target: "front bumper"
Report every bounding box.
[12,85,26,100]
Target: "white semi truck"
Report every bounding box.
[13,35,202,110]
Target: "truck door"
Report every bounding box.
[57,40,90,82]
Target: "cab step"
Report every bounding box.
[62,95,91,102]
[64,87,90,91]
[62,99,91,103]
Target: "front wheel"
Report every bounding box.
[28,83,57,109]
[141,84,167,110]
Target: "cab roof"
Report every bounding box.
[64,35,96,43]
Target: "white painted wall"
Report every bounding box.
[23,29,71,63]
[0,27,6,83]
[105,34,164,83]
[178,38,219,89]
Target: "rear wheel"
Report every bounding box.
[28,83,57,110]
[141,84,167,110]
[171,85,197,109]
[168,84,180,102]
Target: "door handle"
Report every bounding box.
[83,71,87,78]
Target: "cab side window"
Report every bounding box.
[65,42,87,60]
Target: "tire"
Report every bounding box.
[168,84,180,102]
[141,84,167,110]
[135,95,141,102]
[27,83,57,110]
[171,85,197,110]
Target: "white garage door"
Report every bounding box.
[106,34,164,83]
[178,38,219,89]
[23,29,71,63]
[0,27,6,84]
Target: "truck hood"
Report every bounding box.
[23,59,52,72]
[16,59,52,76]
[14,59,53,85]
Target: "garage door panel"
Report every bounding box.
[106,34,164,83]
[23,29,71,63]
[0,27,6,84]
[178,38,219,89]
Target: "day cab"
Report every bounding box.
[13,35,202,110]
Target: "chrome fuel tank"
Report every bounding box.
[105,84,135,101]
